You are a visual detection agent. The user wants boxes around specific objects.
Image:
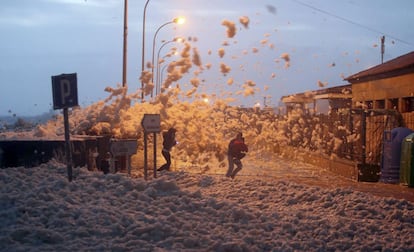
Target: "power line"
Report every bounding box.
[291,0,414,47]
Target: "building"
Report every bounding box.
[280,84,352,115]
[345,51,414,114]
[278,51,414,181]
[281,51,414,117]
[344,51,414,181]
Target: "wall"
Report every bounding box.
[352,73,414,108]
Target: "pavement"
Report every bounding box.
[241,154,414,202]
[174,153,414,202]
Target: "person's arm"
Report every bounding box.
[171,133,177,147]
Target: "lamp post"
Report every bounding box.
[122,0,128,87]
[151,17,185,97]
[159,63,169,93]
[141,0,150,101]
[155,37,183,96]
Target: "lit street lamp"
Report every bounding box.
[151,17,185,97]
[155,37,184,96]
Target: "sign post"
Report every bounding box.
[141,114,161,179]
[51,73,78,182]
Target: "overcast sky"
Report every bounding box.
[1,0,413,116]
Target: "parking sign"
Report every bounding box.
[51,73,78,109]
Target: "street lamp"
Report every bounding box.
[151,17,185,97]
[155,37,184,95]
[141,0,150,101]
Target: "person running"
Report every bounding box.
[226,132,248,179]
[158,127,177,172]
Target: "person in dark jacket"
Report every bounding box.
[226,132,248,179]
[158,127,177,171]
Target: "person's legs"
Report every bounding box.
[226,154,234,177]
[164,151,171,170]
[231,159,242,178]
[158,150,171,171]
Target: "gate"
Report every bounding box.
[348,109,403,181]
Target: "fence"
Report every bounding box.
[282,108,413,168]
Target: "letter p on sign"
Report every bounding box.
[52,73,78,109]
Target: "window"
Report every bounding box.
[402,97,414,112]
[375,100,385,109]
[388,98,399,110]
[366,100,373,109]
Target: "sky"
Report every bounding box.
[1,0,414,116]
[1,159,414,250]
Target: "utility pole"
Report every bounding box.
[122,0,128,87]
[381,35,385,64]
[141,0,151,101]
